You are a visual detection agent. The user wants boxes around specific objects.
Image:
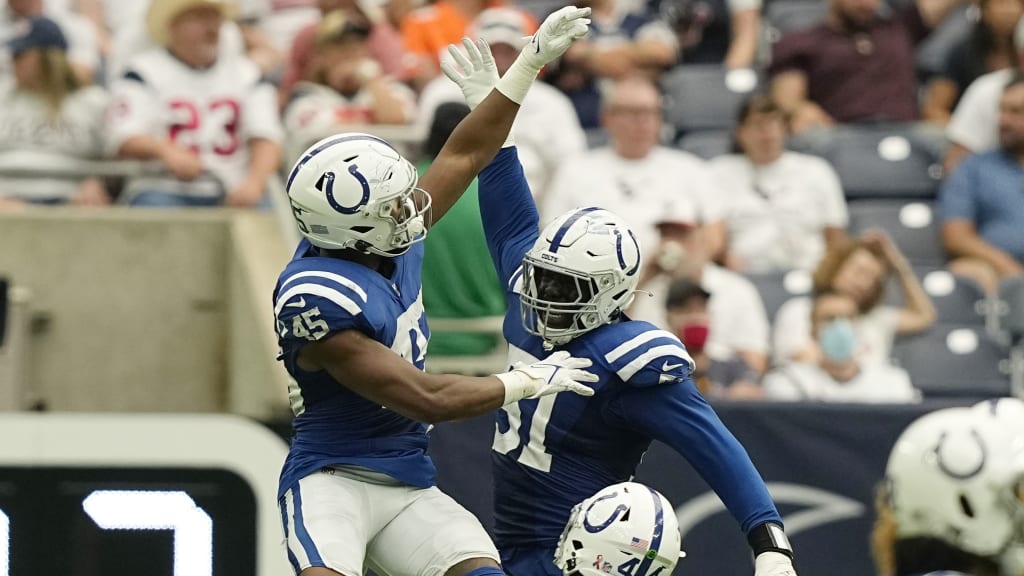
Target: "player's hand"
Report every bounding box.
[754,552,797,576]
[496,350,599,404]
[159,144,203,181]
[441,37,499,110]
[226,176,266,208]
[521,6,591,70]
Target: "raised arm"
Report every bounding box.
[300,330,597,424]
[419,6,591,226]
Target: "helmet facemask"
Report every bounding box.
[359,183,432,256]
[520,257,613,346]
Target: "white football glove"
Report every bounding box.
[496,350,598,405]
[496,5,591,104]
[521,5,591,69]
[754,552,797,576]
[440,37,499,111]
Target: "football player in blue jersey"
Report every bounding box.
[273,8,598,576]
[442,55,799,576]
[872,400,1024,576]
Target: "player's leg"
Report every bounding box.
[366,486,502,576]
[280,469,379,576]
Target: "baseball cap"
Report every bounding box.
[471,8,534,50]
[8,17,68,56]
[315,10,372,46]
[665,278,710,309]
[655,218,697,231]
[146,0,237,46]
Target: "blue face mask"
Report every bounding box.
[818,318,857,362]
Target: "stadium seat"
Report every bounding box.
[916,267,988,326]
[892,325,1010,398]
[993,276,1024,342]
[660,65,759,134]
[815,126,943,200]
[846,200,945,266]
[744,269,812,322]
[675,129,734,160]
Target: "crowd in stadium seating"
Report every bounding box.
[3,0,1024,401]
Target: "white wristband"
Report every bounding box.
[495,55,541,105]
[495,370,534,405]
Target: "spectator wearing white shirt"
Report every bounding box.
[763,291,920,402]
[107,0,283,207]
[944,15,1024,172]
[0,16,108,207]
[1,0,98,82]
[417,7,587,204]
[712,93,848,273]
[772,233,937,367]
[283,11,415,161]
[542,75,725,258]
[630,217,771,375]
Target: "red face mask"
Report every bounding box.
[678,323,709,353]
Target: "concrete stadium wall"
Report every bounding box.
[0,208,291,418]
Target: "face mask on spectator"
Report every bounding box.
[678,323,709,353]
[818,318,857,362]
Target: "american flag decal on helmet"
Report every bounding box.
[629,537,649,550]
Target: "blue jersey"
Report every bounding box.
[478,148,782,550]
[273,239,433,498]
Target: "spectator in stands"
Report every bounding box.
[418,102,506,357]
[542,75,726,258]
[283,11,414,159]
[945,16,1024,171]
[0,16,108,207]
[763,291,919,402]
[107,0,283,207]
[400,0,534,90]
[939,72,1024,295]
[417,7,585,204]
[768,0,966,149]
[631,218,771,375]
[665,278,765,399]
[279,0,406,107]
[547,0,678,128]
[921,0,1024,126]
[656,0,761,68]
[2,0,99,82]
[773,233,937,367]
[711,93,848,273]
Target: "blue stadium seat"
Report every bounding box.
[916,267,987,326]
[815,126,943,199]
[892,325,1009,398]
[660,65,759,134]
[846,200,945,266]
[675,129,733,160]
[744,269,812,323]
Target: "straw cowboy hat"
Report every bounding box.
[146,0,237,46]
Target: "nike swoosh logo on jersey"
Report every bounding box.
[285,297,306,308]
[662,361,683,371]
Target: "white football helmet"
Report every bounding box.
[521,208,642,346]
[885,406,1024,559]
[285,133,431,256]
[555,482,684,576]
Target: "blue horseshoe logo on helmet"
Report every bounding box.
[318,164,371,214]
[933,429,987,480]
[583,491,628,533]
